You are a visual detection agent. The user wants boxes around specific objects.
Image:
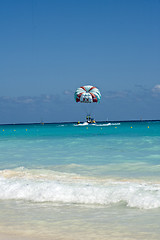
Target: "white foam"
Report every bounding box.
[74,122,89,126]
[0,168,160,209]
[74,123,120,127]
[95,123,121,127]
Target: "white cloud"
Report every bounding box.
[63,90,73,95]
[152,85,160,93]
[0,94,67,106]
[14,97,34,104]
[103,90,129,99]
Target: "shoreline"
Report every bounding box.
[0,228,159,240]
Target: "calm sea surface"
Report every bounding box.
[0,121,160,239]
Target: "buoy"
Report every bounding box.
[115,127,117,128]
[131,126,132,128]
[148,126,149,128]
[86,127,88,129]
[26,129,27,131]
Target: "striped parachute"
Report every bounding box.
[74,85,101,103]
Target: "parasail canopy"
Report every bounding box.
[74,85,101,103]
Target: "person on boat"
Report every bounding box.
[86,115,91,123]
[86,115,96,124]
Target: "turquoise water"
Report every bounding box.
[0,121,160,239]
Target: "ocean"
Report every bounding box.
[0,121,160,240]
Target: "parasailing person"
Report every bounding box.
[74,85,101,123]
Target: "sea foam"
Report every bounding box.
[0,168,160,209]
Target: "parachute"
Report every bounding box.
[74,85,101,103]
[74,85,101,123]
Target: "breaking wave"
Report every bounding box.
[0,168,160,209]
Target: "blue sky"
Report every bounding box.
[0,0,160,123]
